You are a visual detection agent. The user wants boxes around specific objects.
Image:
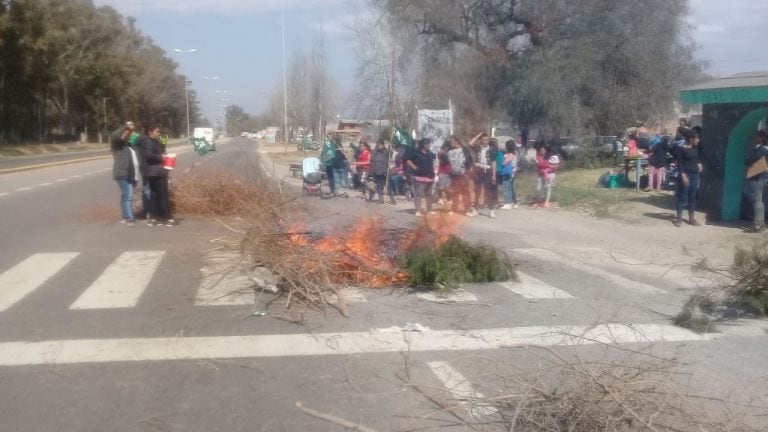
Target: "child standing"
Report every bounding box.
[534,146,559,208]
[500,140,518,209]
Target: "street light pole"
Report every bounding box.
[185,78,191,138]
[102,97,110,144]
[281,0,289,153]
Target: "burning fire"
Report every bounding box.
[283,214,465,288]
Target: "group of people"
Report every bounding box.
[320,131,562,218]
[111,121,174,227]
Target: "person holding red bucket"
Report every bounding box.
[141,125,175,226]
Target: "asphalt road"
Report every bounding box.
[0,138,766,431]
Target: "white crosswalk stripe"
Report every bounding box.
[417,289,479,303]
[69,251,165,309]
[503,271,573,299]
[195,252,255,306]
[0,324,714,366]
[0,253,79,312]
[512,248,665,294]
[427,361,497,417]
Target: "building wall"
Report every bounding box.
[700,103,768,217]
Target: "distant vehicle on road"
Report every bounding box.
[193,127,216,151]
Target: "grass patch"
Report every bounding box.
[401,235,517,290]
[515,166,646,218]
[268,149,320,165]
[0,142,108,157]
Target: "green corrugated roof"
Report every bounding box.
[680,72,768,105]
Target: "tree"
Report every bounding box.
[373,0,703,136]
[0,0,200,143]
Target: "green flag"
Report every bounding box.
[392,127,414,149]
[128,132,140,147]
[321,137,336,167]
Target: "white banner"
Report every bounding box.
[417,109,452,153]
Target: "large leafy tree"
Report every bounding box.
[0,0,199,143]
[376,0,702,136]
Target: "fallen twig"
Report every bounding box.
[295,401,380,432]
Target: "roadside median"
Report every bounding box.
[0,139,190,174]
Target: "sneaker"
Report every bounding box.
[126,219,135,227]
[513,204,519,209]
[414,211,425,217]
[120,219,127,224]
[689,218,701,227]
[428,210,437,215]
[673,219,682,227]
[500,204,512,210]
[467,208,478,217]
[489,210,496,218]
[748,225,766,233]
[543,202,552,208]
[164,219,176,227]
[146,219,158,227]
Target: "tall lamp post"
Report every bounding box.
[102,97,110,144]
[281,0,289,153]
[172,48,197,137]
[185,78,193,137]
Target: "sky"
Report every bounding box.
[94,0,768,125]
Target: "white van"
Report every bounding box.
[193,127,216,150]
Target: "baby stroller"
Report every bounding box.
[302,157,323,196]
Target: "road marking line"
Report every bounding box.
[0,253,80,312]
[70,175,81,179]
[55,178,68,182]
[83,172,93,175]
[0,324,712,366]
[567,247,708,290]
[0,192,8,198]
[512,248,665,294]
[427,361,497,417]
[502,272,573,299]
[37,182,54,187]
[69,251,165,309]
[183,168,191,173]
[15,187,33,192]
[417,289,478,303]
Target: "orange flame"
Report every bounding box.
[280,214,466,288]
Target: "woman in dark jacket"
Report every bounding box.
[673,130,703,227]
[111,126,140,226]
[405,138,436,216]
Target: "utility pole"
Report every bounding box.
[185,78,191,138]
[281,0,289,153]
[102,97,110,144]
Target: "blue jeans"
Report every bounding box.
[676,172,700,219]
[748,177,767,228]
[142,179,151,216]
[116,179,136,221]
[333,168,349,189]
[502,174,517,204]
[388,175,403,199]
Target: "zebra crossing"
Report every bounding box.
[0,246,693,314]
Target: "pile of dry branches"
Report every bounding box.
[403,340,761,432]
[170,171,284,218]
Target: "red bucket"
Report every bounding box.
[163,154,177,170]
